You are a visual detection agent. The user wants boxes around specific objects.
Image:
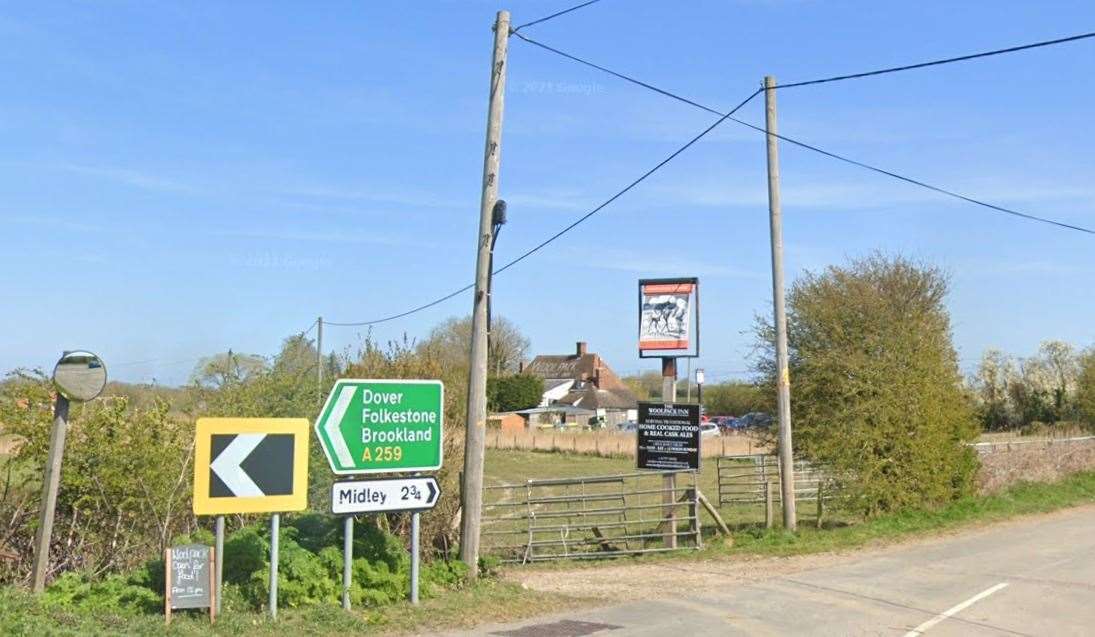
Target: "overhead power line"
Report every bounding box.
[511,33,1095,235]
[324,285,474,327]
[493,88,761,276]
[324,88,762,328]
[511,0,607,32]
[726,118,1095,235]
[780,31,1095,88]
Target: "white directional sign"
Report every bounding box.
[331,477,440,515]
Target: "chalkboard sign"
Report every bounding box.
[165,544,215,624]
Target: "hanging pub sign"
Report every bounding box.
[638,277,699,358]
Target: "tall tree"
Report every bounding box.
[416,315,530,376]
[1074,349,1095,430]
[755,254,979,516]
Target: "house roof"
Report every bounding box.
[524,355,596,380]
[542,379,573,393]
[515,405,597,416]
[556,386,638,411]
[525,342,638,409]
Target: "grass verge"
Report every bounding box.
[0,578,584,636]
[723,470,1095,557]
[505,470,1095,574]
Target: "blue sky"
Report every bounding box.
[2,1,1093,386]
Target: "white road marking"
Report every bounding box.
[210,433,264,497]
[903,582,1009,636]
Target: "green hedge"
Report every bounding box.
[40,516,467,615]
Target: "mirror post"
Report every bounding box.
[31,393,70,592]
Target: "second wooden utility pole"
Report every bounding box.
[461,9,510,576]
[764,76,797,532]
[316,316,323,407]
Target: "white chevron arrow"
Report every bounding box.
[210,433,264,497]
[325,384,357,469]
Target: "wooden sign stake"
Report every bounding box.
[164,548,172,625]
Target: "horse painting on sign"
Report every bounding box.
[639,279,696,353]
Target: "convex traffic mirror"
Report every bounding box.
[52,351,107,402]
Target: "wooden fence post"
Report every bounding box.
[765,481,774,530]
[816,483,824,529]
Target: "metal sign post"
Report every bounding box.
[342,516,353,610]
[191,418,309,622]
[214,515,224,614]
[410,512,421,605]
[317,380,444,608]
[328,477,441,606]
[269,513,279,620]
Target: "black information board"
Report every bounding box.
[168,544,212,610]
[637,402,700,471]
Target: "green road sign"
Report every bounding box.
[315,379,444,475]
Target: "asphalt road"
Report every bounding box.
[457,505,1095,636]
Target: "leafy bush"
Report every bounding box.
[244,534,338,609]
[755,254,980,516]
[41,571,160,615]
[487,375,544,412]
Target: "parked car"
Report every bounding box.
[738,412,773,429]
[616,420,638,432]
[699,422,720,438]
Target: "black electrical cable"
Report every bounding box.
[511,33,1095,235]
[512,31,723,117]
[780,31,1095,88]
[728,116,1095,235]
[511,0,606,32]
[324,89,762,327]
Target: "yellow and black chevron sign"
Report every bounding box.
[192,418,309,515]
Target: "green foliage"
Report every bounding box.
[0,375,193,584]
[41,571,161,615]
[755,254,980,516]
[1074,350,1095,430]
[487,374,544,412]
[701,382,769,416]
[223,527,268,586]
[972,342,1087,430]
[244,531,338,609]
[622,371,663,401]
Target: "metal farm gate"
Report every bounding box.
[480,471,701,563]
[716,454,833,524]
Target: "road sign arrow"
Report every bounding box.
[315,379,444,475]
[331,477,441,514]
[324,384,357,469]
[210,433,264,497]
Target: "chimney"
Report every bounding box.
[576,341,588,357]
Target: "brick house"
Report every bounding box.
[521,342,639,428]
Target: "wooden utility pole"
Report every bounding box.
[316,316,323,407]
[661,357,677,549]
[461,9,510,576]
[764,75,797,531]
[31,394,70,592]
